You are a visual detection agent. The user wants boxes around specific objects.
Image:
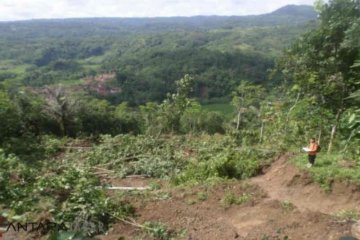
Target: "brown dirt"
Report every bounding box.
[251,153,360,214]
[97,154,360,240]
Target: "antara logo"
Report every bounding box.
[4,222,67,233]
[0,218,104,238]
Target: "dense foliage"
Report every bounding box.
[0,5,316,104]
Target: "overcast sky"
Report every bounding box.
[0,0,315,21]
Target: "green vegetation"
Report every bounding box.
[141,221,178,240]
[0,148,134,235]
[0,1,359,239]
[222,192,253,207]
[0,6,317,104]
[291,153,360,191]
[202,103,234,118]
[332,209,360,222]
[85,134,188,178]
[280,200,295,211]
[172,145,275,185]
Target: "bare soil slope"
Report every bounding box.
[251,153,360,214]
[99,153,360,240]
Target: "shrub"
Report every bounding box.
[35,167,134,233]
[222,192,252,207]
[172,149,260,185]
[142,221,175,240]
[85,134,186,178]
[40,135,68,156]
[0,149,134,236]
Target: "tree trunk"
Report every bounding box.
[58,117,65,136]
[59,123,65,136]
[328,125,336,153]
[327,110,341,153]
[285,92,301,132]
[343,129,355,152]
[317,127,322,145]
[259,121,264,143]
[286,92,301,121]
[236,111,241,130]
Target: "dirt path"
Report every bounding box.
[225,153,360,239]
[250,153,360,214]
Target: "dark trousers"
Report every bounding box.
[308,155,316,164]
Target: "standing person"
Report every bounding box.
[307,138,319,168]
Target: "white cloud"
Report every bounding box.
[0,0,315,21]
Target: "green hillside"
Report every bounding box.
[0,5,317,104]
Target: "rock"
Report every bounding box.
[351,221,360,239]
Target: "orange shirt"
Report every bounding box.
[308,143,318,155]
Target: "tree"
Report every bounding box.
[76,96,117,135]
[231,81,265,130]
[139,102,162,136]
[0,90,21,144]
[42,86,79,136]
[159,74,195,133]
[277,0,360,152]
[180,101,225,134]
[114,102,141,134]
[12,88,54,135]
[342,60,360,156]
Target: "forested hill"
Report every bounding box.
[0,5,317,104]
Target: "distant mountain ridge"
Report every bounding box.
[0,4,316,22]
[269,4,317,18]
